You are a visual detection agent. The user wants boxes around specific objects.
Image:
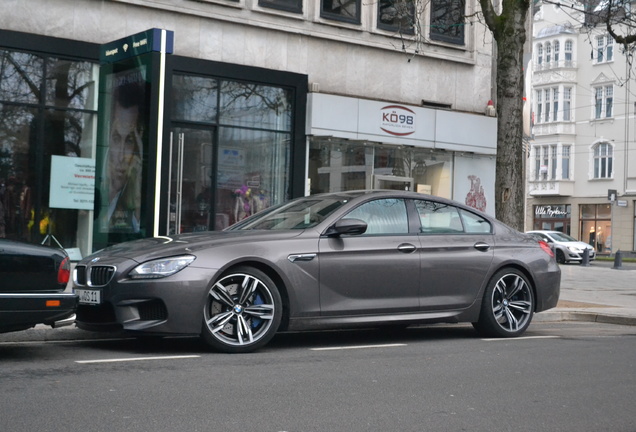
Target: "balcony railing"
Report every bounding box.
[528,180,574,196]
[532,122,575,137]
[534,60,577,71]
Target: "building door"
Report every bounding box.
[169,127,215,234]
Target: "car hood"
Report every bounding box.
[84,230,305,263]
[556,240,593,249]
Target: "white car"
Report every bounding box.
[526,230,596,264]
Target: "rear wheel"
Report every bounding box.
[202,266,282,353]
[473,268,534,338]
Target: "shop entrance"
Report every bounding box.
[168,127,216,234]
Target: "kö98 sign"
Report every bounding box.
[380,105,416,136]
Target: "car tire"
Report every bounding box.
[555,249,566,264]
[472,268,535,338]
[202,266,282,353]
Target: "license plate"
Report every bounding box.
[76,289,101,305]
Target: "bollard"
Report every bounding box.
[581,248,590,266]
[613,250,623,269]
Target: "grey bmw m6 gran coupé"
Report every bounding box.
[74,190,560,353]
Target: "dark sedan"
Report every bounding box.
[0,239,77,333]
[74,190,561,353]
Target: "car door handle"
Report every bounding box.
[474,242,490,252]
[397,243,417,254]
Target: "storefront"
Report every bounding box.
[306,94,498,213]
[532,204,572,233]
[580,203,612,254]
[1,29,307,256]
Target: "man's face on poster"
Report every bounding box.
[108,102,140,196]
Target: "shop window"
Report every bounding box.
[219,81,292,131]
[430,0,465,45]
[321,0,361,24]
[580,203,612,253]
[171,75,218,123]
[0,48,98,247]
[308,139,452,197]
[258,0,302,13]
[378,0,415,34]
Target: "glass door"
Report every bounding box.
[169,127,215,234]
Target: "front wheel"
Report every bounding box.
[202,266,282,353]
[473,268,535,338]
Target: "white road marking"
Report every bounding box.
[76,355,200,364]
[311,343,407,351]
[482,335,561,341]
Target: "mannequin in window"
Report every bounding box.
[588,227,596,248]
[596,229,604,252]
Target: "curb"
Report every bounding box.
[534,310,636,326]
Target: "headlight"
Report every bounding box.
[567,246,583,253]
[129,255,196,279]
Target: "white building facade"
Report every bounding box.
[528,0,636,255]
[1,0,496,256]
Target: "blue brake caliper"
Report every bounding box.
[251,294,264,328]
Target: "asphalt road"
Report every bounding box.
[2,321,635,432]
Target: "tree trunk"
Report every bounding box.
[480,0,529,231]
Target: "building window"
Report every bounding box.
[596,35,614,63]
[564,40,573,64]
[544,88,551,122]
[430,0,465,45]
[552,88,559,122]
[536,90,542,124]
[562,145,571,179]
[563,87,572,121]
[537,44,543,65]
[378,0,415,34]
[550,145,557,179]
[321,0,361,24]
[592,142,613,179]
[554,41,560,63]
[594,85,613,119]
[258,0,303,13]
[545,42,552,64]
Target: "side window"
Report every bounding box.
[415,200,463,233]
[346,199,408,234]
[459,209,492,233]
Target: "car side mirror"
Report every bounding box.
[325,218,367,237]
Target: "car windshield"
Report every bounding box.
[550,232,577,242]
[227,197,349,230]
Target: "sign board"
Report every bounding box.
[100,28,174,63]
[49,156,95,210]
[617,200,627,207]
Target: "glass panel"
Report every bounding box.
[430,0,465,44]
[46,58,97,110]
[0,50,43,104]
[0,104,37,241]
[216,127,290,226]
[346,198,408,234]
[459,208,491,233]
[378,0,415,34]
[322,0,361,23]
[415,200,461,233]
[597,203,611,219]
[172,74,218,123]
[169,128,215,234]
[219,81,292,131]
[258,0,303,13]
[580,204,596,219]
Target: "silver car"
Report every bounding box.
[526,230,595,264]
[74,191,561,353]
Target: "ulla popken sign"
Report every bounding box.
[380,105,416,136]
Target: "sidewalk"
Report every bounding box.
[2,261,635,343]
[534,260,636,326]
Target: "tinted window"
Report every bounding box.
[459,209,491,233]
[415,200,462,233]
[346,199,408,234]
